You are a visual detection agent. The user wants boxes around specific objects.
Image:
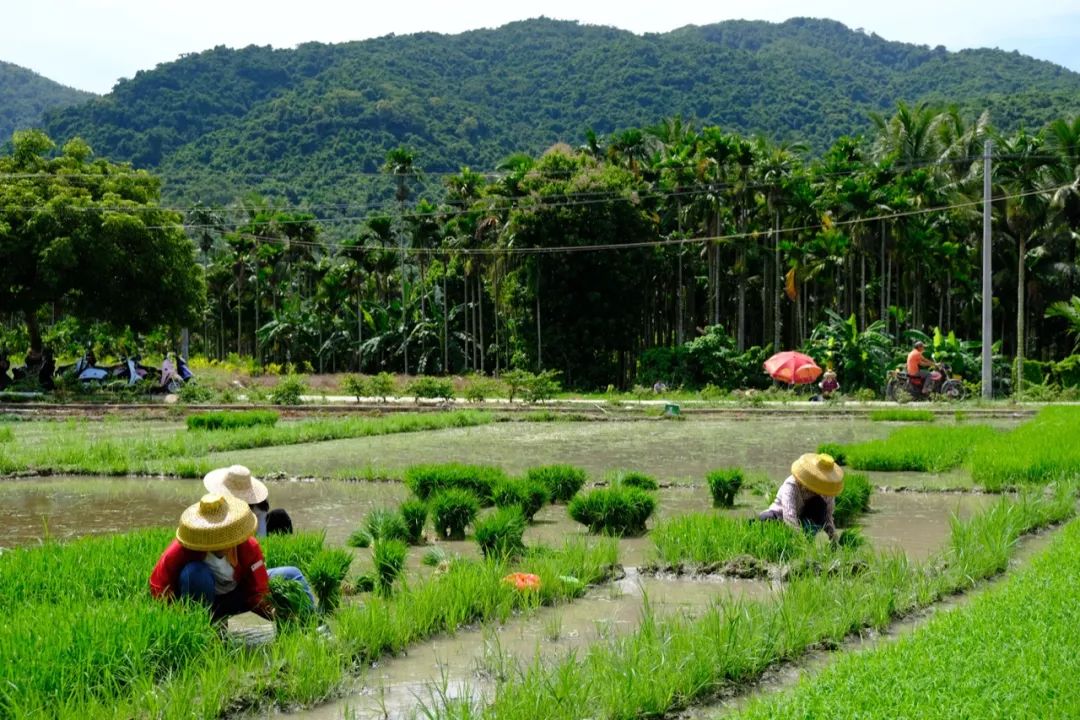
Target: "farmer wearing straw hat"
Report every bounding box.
[149,493,313,620]
[758,453,844,541]
[204,465,293,537]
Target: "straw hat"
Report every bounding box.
[791,453,845,497]
[203,465,268,505]
[176,493,257,551]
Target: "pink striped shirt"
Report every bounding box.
[767,475,837,539]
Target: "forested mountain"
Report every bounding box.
[40,17,1080,214]
[0,62,95,143]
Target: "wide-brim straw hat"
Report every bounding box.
[791,453,845,497]
[203,464,268,505]
[176,493,257,551]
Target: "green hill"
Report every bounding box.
[40,17,1080,212]
[0,61,95,143]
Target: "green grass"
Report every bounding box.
[736,515,1080,719]
[0,524,618,718]
[413,485,1075,720]
[186,409,280,431]
[868,408,935,422]
[651,514,809,566]
[0,410,494,477]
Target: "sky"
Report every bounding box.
[9,0,1080,94]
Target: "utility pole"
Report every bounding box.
[981,140,993,399]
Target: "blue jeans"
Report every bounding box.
[178,562,315,617]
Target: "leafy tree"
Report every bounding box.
[0,130,204,353]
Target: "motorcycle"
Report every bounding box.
[885,362,967,401]
[159,355,195,393]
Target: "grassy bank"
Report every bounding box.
[0,525,616,718]
[413,486,1074,720]
[0,410,493,477]
[735,515,1080,718]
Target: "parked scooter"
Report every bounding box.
[159,354,195,393]
[885,362,967,401]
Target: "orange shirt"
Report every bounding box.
[907,348,926,375]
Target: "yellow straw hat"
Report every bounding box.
[791,453,845,497]
[203,465,268,505]
[176,493,257,552]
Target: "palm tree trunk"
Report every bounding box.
[860,250,866,332]
[535,263,542,369]
[442,270,448,373]
[357,290,363,372]
[677,250,685,344]
[774,209,782,350]
[478,271,485,373]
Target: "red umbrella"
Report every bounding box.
[764,351,823,385]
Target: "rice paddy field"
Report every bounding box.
[0,405,1076,718]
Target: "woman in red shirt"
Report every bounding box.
[149,493,309,620]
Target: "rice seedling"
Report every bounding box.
[305,548,354,613]
[525,464,587,503]
[833,471,873,527]
[270,575,318,628]
[364,507,411,543]
[400,498,428,544]
[966,406,1080,490]
[404,463,507,504]
[414,487,1074,720]
[429,488,481,540]
[474,507,527,559]
[568,486,656,536]
[735,514,1080,719]
[372,539,408,595]
[422,546,449,567]
[706,467,744,507]
[868,408,935,422]
[492,478,549,522]
[0,426,13,443]
[185,409,280,431]
[651,513,808,566]
[614,470,659,491]
[815,442,847,465]
[346,529,372,548]
[837,424,1000,472]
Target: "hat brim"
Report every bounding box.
[176,496,257,551]
[203,467,269,505]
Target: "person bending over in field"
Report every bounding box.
[204,464,294,536]
[149,493,313,621]
[758,452,844,541]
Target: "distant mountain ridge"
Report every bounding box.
[0,61,95,143]
[31,17,1080,211]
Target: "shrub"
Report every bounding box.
[833,472,873,527]
[305,548,353,613]
[404,463,506,504]
[370,372,397,401]
[852,387,878,402]
[501,369,531,403]
[399,499,428,544]
[522,370,562,403]
[185,409,279,431]
[409,376,455,401]
[464,375,497,402]
[706,468,744,508]
[177,383,215,404]
[364,508,410,543]
[269,374,307,405]
[616,470,659,491]
[525,464,586,503]
[429,489,481,540]
[341,374,369,401]
[569,487,656,536]
[493,478,549,522]
[474,507,527,559]
[372,539,408,595]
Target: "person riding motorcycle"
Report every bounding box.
[906,341,935,395]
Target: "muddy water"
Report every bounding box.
[287,569,775,720]
[212,417,899,481]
